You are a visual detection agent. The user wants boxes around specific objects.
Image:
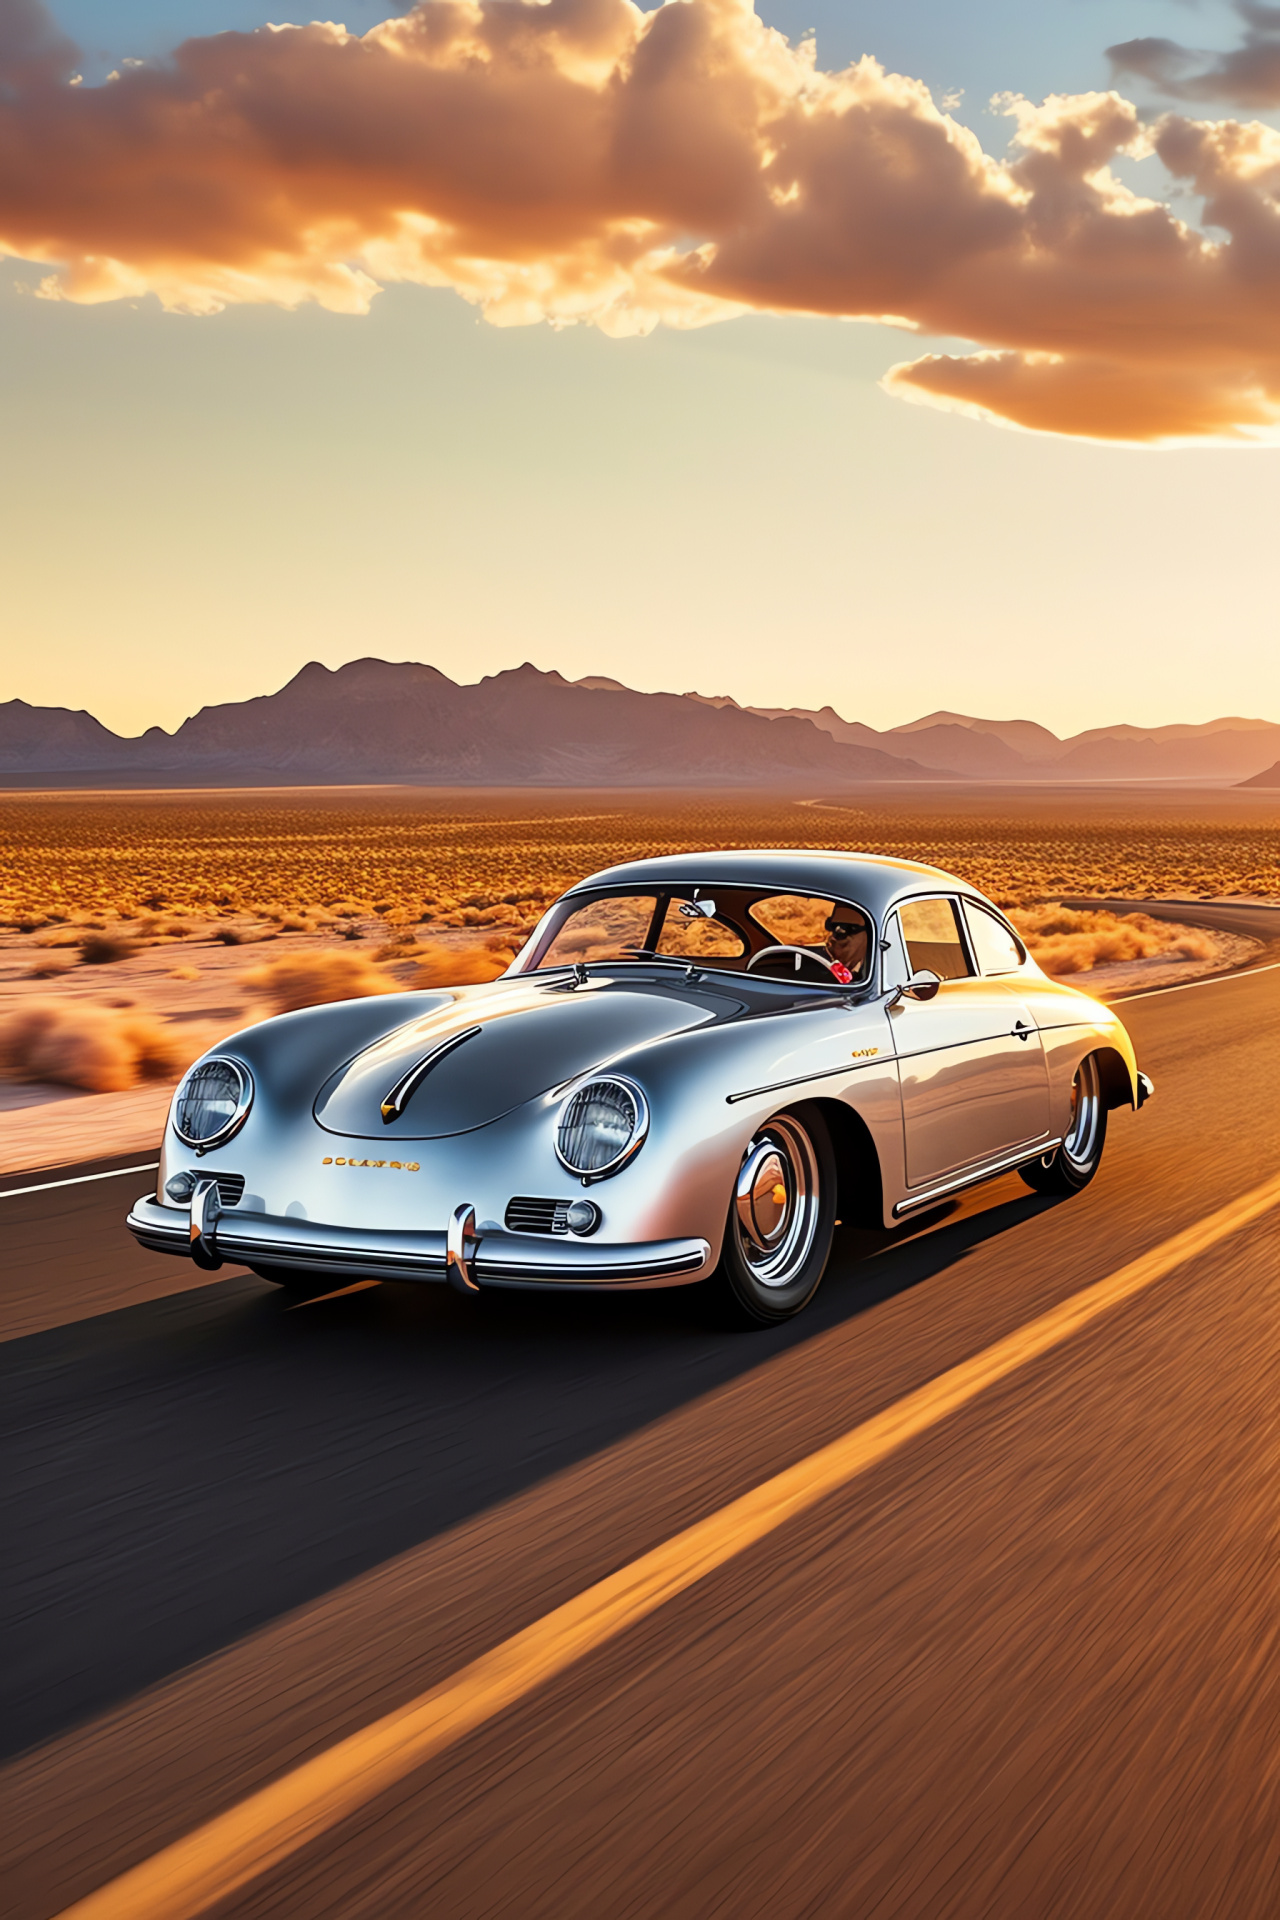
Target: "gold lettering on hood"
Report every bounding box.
[323,1158,421,1172]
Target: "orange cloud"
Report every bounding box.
[5,0,1280,441]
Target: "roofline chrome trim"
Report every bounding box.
[891,1139,1063,1216]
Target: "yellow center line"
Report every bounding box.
[285,1280,381,1308]
[56,1169,1280,1920]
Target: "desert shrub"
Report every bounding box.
[27,955,75,979]
[1010,905,1217,975]
[80,933,139,965]
[0,999,189,1092]
[240,948,396,1014]
[3,790,1279,930]
[375,932,421,960]
[411,941,516,987]
[35,928,83,949]
[137,916,194,940]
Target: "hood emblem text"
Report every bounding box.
[323,1157,421,1171]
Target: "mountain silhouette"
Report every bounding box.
[0,661,940,786]
[1237,760,1280,788]
[4,662,1278,784]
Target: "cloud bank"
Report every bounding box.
[1109,3,1280,109]
[6,0,1280,442]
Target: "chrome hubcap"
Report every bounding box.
[734,1118,820,1288]
[1062,1055,1102,1171]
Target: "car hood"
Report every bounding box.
[313,975,725,1140]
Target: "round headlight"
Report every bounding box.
[556,1077,648,1181]
[172,1057,253,1150]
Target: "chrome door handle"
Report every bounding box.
[1012,1020,1034,1042]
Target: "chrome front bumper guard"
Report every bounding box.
[126,1194,712,1290]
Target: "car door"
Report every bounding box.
[886,896,1051,1189]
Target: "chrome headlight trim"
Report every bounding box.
[554,1075,649,1184]
[172,1056,254,1152]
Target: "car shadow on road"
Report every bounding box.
[0,1180,1064,1763]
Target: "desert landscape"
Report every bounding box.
[1,781,1273,1172]
[13,0,1280,1911]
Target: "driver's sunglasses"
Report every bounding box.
[824,919,863,940]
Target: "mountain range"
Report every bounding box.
[690,697,1280,783]
[3,660,1279,786]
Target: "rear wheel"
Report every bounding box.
[1019,1053,1107,1196]
[707,1107,836,1327]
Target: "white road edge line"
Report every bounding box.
[0,1163,159,1200]
[1110,959,1280,1002]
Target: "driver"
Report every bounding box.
[822,909,870,982]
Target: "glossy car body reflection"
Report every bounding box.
[127,851,1152,1320]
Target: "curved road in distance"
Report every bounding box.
[3,902,1280,1918]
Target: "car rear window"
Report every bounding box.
[898,897,972,981]
[963,901,1025,975]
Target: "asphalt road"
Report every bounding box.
[4,914,1280,1918]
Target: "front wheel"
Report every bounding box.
[707,1107,837,1327]
[1019,1053,1108,1196]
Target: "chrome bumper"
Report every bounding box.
[126,1195,712,1290]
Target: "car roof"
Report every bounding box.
[565,849,979,918]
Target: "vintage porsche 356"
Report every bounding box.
[127,850,1153,1326]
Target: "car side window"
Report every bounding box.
[748,893,873,983]
[962,901,1025,976]
[898,897,972,981]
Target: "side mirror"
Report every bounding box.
[903,968,942,1002]
[888,968,942,1007]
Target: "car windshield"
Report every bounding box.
[523,886,874,986]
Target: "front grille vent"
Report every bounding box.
[505,1195,575,1235]
[212,1173,246,1206]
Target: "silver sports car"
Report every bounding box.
[127,850,1153,1325]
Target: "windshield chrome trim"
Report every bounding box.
[518,881,880,988]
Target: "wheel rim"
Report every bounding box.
[1061,1055,1102,1172]
[734,1117,821,1288]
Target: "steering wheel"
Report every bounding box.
[746,944,845,983]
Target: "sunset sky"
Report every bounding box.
[4,0,1280,739]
